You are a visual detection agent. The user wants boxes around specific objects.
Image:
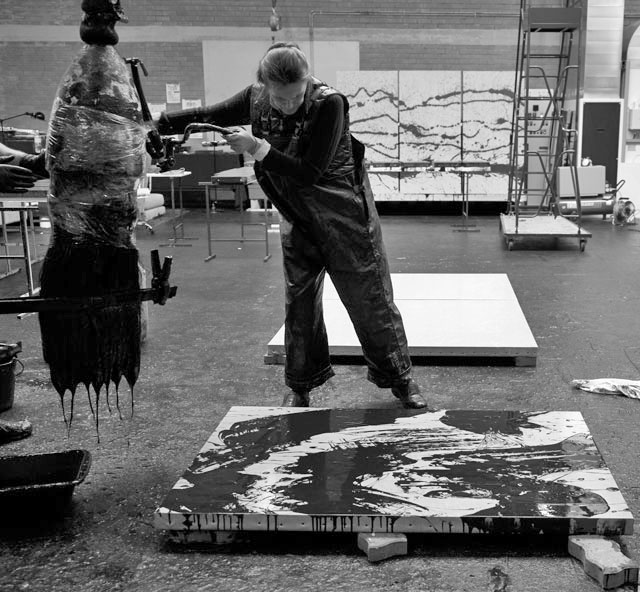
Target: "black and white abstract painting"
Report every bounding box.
[335,70,513,201]
[155,407,633,537]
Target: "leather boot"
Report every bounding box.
[391,379,428,409]
[282,390,310,407]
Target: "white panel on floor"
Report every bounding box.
[322,273,516,301]
[266,273,538,363]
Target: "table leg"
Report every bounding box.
[177,177,197,242]
[0,209,19,280]
[205,181,272,263]
[177,178,183,238]
[204,184,216,261]
[27,206,43,264]
[263,197,271,262]
[170,179,177,240]
[452,172,479,232]
[239,188,245,241]
[18,210,35,295]
[160,178,193,247]
[462,173,469,226]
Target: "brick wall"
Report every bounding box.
[360,43,518,71]
[0,41,203,127]
[117,42,205,108]
[0,42,75,127]
[0,1,555,28]
[1,1,638,133]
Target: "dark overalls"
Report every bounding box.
[251,80,413,392]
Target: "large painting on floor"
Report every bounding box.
[155,407,633,538]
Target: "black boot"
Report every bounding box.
[282,390,310,407]
[391,379,428,409]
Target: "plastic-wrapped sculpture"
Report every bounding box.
[39,0,148,427]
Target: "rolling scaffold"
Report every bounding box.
[500,0,591,251]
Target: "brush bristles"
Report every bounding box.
[39,233,141,433]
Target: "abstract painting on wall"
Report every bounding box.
[462,71,514,165]
[336,71,400,162]
[399,70,463,164]
[336,70,515,200]
[155,407,633,539]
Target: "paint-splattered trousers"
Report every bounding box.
[279,174,413,393]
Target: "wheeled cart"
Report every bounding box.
[500,213,591,251]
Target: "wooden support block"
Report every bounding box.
[168,530,239,545]
[357,533,408,563]
[568,536,639,589]
[515,356,537,367]
[263,351,285,365]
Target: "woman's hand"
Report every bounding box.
[19,150,48,178]
[224,128,258,155]
[0,156,38,193]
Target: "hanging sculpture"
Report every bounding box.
[39,0,149,429]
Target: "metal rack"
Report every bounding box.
[501,1,591,251]
[199,167,272,263]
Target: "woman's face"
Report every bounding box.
[267,79,308,115]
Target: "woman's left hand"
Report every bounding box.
[224,128,257,155]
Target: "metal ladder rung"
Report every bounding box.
[518,117,558,124]
[521,74,562,80]
[518,129,562,135]
[519,133,562,139]
[529,26,576,33]
[525,53,571,59]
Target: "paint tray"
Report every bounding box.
[0,449,91,511]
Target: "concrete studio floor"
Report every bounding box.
[1,206,640,592]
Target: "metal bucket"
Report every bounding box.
[0,357,24,412]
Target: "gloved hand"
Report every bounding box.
[145,129,165,160]
[18,150,48,178]
[0,156,38,193]
[225,128,258,155]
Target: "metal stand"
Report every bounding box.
[438,162,490,232]
[451,169,480,232]
[0,184,48,283]
[147,170,196,247]
[0,208,19,281]
[199,167,272,263]
[0,204,40,296]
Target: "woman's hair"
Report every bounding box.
[257,42,310,85]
